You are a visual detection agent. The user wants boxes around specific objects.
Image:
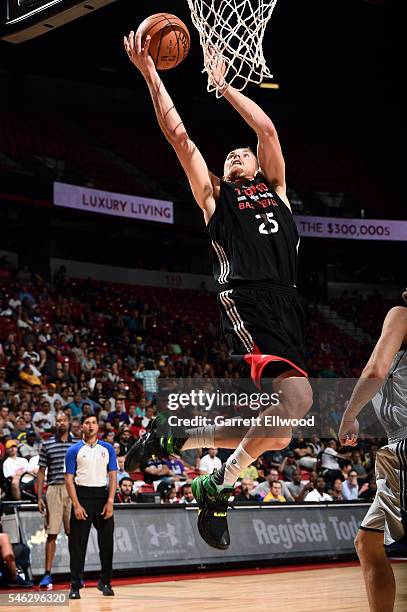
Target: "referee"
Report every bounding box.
[65,414,117,600]
[37,411,76,588]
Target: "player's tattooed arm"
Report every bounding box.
[339,306,407,446]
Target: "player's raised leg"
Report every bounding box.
[192,374,313,549]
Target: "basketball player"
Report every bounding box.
[338,289,407,612]
[123,31,312,549]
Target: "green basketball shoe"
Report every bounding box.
[124,411,186,472]
[192,470,234,550]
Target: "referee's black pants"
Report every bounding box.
[69,485,114,588]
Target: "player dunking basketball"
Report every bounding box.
[123,30,312,549]
[338,289,407,612]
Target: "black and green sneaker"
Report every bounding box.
[192,470,234,550]
[124,411,186,472]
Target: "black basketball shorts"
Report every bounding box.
[217,281,308,387]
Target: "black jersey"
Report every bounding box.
[207,174,300,289]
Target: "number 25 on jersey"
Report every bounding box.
[255,212,279,235]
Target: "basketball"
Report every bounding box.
[137,13,190,71]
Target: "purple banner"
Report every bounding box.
[53,182,173,224]
[294,215,407,241]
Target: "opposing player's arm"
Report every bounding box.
[362,307,407,380]
[124,31,218,222]
[339,306,407,445]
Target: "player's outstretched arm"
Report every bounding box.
[338,306,407,446]
[124,32,217,222]
[208,53,286,200]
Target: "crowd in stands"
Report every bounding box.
[0,260,387,509]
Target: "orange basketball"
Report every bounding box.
[137,13,190,71]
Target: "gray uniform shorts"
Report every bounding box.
[361,439,407,544]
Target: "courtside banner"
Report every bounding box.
[294,215,407,241]
[53,181,174,224]
[17,503,368,575]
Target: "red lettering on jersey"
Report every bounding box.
[244,187,254,196]
[257,183,268,193]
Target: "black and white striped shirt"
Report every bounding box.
[38,434,77,485]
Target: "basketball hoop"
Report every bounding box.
[187,0,278,96]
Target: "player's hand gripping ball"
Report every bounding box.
[136,13,190,71]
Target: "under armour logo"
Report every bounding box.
[147,523,178,547]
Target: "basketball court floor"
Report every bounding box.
[4,561,407,611]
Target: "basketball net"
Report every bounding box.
[187,0,278,96]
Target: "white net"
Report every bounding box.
[187,0,278,96]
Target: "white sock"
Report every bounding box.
[222,444,256,487]
[181,425,216,450]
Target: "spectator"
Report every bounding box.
[66,392,84,418]
[199,448,222,475]
[36,411,76,589]
[116,456,130,482]
[2,440,30,500]
[33,400,56,435]
[118,427,134,456]
[113,442,121,456]
[280,451,299,480]
[293,438,317,471]
[114,477,137,503]
[81,403,94,419]
[12,416,31,441]
[163,454,186,480]
[320,440,347,486]
[18,432,41,460]
[252,469,294,501]
[79,387,101,413]
[340,460,353,481]
[129,416,146,440]
[263,481,286,503]
[142,456,173,485]
[304,477,333,502]
[41,383,63,411]
[19,365,41,387]
[134,361,160,402]
[159,483,178,504]
[342,470,360,501]
[0,405,14,436]
[179,483,195,504]
[141,405,156,429]
[107,399,130,426]
[0,532,33,587]
[330,478,344,501]
[70,418,82,440]
[352,451,368,482]
[285,470,306,502]
[234,478,262,503]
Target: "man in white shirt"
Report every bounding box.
[305,477,333,502]
[2,439,29,500]
[33,400,56,434]
[320,439,348,486]
[199,448,222,475]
